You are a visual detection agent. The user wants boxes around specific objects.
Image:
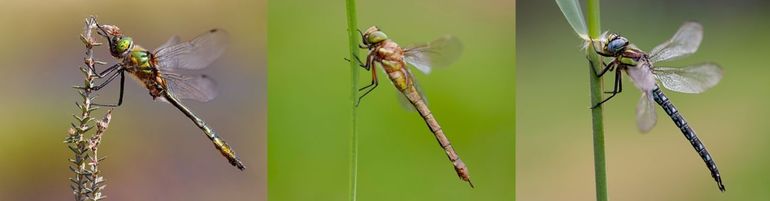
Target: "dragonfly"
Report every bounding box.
[351,26,471,187]
[556,0,725,191]
[86,22,244,170]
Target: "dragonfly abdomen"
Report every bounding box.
[651,87,725,191]
[163,92,245,170]
[403,87,472,187]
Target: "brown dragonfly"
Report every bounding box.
[352,26,471,187]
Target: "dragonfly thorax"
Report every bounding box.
[128,49,155,73]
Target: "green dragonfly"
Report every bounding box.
[352,26,471,187]
[87,22,244,170]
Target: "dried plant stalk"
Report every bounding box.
[65,16,112,201]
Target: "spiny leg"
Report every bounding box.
[591,67,623,109]
[588,56,615,78]
[94,22,114,47]
[89,68,122,91]
[357,29,368,48]
[591,40,614,57]
[604,68,622,94]
[92,69,125,107]
[344,54,369,70]
[349,53,377,90]
[94,63,122,78]
[356,56,378,107]
[75,64,122,91]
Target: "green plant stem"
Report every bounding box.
[586,0,608,201]
[344,0,359,200]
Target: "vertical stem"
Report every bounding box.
[585,0,608,201]
[344,0,359,201]
[67,16,109,201]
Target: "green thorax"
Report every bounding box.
[618,56,638,66]
[617,48,645,66]
[128,46,155,73]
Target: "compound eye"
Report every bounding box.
[366,31,388,44]
[607,37,628,54]
[114,36,133,55]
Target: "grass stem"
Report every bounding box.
[585,0,608,200]
[344,1,360,201]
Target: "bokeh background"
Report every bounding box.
[269,0,514,200]
[0,0,265,200]
[518,0,770,200]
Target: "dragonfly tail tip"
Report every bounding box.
[231,160,245,170]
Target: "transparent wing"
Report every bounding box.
[154,35,181,52]
[395,73,429,112]
[396,88,417,111]
[636,92,657,133]
[403,35,462,74]
[555,0,588,40]
[154,29,228,71]
[649,22,703,63]
[654,63,722,94]
[162,73,218,102]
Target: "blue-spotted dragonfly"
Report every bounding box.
[556,0,725,191]
[85,21,244,170]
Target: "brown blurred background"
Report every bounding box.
[0,0,265,200]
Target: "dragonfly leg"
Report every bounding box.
[588,56,616,78]
[591,68,623,109]
[94,63,122,78]
[604,66,622,94]
[94,22,112,42]
[590,40,614,57]
[344,54,368,69]
[356,59,378,107]
[89,68,122,91]
[92,70,125,107]
[357,29,368,48]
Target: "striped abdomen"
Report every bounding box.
[163,92,245,170]
[651,87,725,191]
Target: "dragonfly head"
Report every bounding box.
[108,35,134,58]
[362,26,388,47]
[605,33,629,55]
[95,24,133,57]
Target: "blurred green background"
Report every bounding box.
[269,0,514,200]
[0,0,265,200]
[518,0,770,200]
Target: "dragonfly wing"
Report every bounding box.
[396,88,417,111]
[655,63,722,94]
[636,92,657,133]
[404,35,462,74]
[649,22,703,63]
[555,0,588,40]
[154,35,181,52]
[395,71,429,112]
[154,29,228,71]
[162,73,218,102]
